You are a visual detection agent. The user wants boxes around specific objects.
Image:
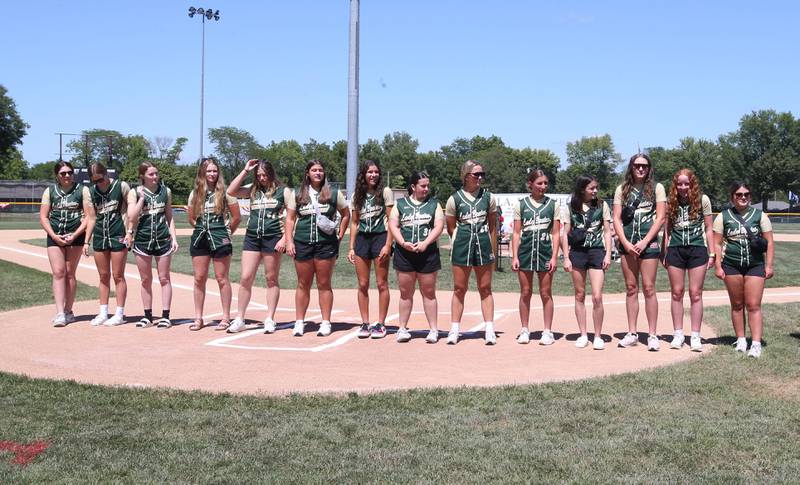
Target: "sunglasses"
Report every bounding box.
[633,164,650,170]
[469,172,486,179]
[734,192,751,198]
[58,171,74,176]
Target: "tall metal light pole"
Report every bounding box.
[346,0,359,198]
[188,7,220,162]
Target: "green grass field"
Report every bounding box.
[20,236,800,296]
[0,259,97,312]
[0,263,798,481]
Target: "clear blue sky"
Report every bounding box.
[4,0,799,167]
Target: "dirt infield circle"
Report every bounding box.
[2,229,799,396]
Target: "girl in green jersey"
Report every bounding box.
[187,158,241,331]
[128,162,179,328]
[226,159,291,334]
[713,182,775,358]
[613,154,667,351]
[348,160,395,339]
[445,160,498,345]
[40,161,94,327]
[661,169,715,352]
[511,169,560,345]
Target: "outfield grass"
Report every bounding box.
[0,267,798,482]
[0,259,97,312]
[21,235,800,296]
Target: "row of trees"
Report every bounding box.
[2,84,799,209]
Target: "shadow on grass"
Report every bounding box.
[790,332,800,341]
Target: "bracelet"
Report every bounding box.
[708,253,716,258]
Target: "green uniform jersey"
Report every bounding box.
[247,186,287,239]
[90,180,129,251]
[567,201,610,249]
[614,183,666,255]
[448,188,495,266]
[516,196,558,271]
[715,207,770,267]
[394,196,441,244]
[45,184,85,235]
[668,194,712,248]
[134,184,172,252]
[351,187,395,234]
[292,189,343,244]
[189,190,236,250]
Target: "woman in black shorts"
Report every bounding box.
[187,158,241,331]
[348,161,395,339]
[713,182,774,358]
[661,169,715,351]
[284,160,350,337]
[561,175,612,350]
[226,159,292,334]
[387,171,444,343]
[39,161,93,327]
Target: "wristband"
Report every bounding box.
[708,252,716,258]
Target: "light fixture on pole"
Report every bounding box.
[188,6,221,162]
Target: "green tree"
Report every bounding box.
[556,134,622,197]
[0,85,29,178]
[0,148,27,179]
[27,161,56,181]
[207,126,262,179]
[380,132,419,188]
[258,139,305,187]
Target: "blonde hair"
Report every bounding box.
[191,158,227,216]
[460,160,482,184]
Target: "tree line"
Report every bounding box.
[2,85,799,209]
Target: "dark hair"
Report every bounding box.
[621,153,654,204]
[138,161,157,182]
[526,168,548,192]
[351,160,384,211]
[729,181,752,199]
[88,162,108,180]
[407,171,431,200]
[250,160,278,199]
[570,175,598,214]
[296,160,331,206]
[53,160,74,177]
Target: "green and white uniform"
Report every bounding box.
[247,186,291,239]
[613,183,667,256]
[392,196,443,244]
[42,183,90,236]
[287,188,347,244]
[351,187,395,234]
[188,190,238,250]
[668,194,712,248]
[446,188,497,266]
[713,207,772,268]
[514,196,560,271]
[563,201,612,249]
[90,180,135,251]
[133,184,172,255]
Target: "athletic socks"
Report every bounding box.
[751,340,762,349]
[114,307,124,318]
[450,322,460,333]
[736,337,747,346]
[144,309,153,321]
[99,304,109,319]
[162,310,170,320]
[691,331,700,339]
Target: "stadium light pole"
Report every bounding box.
[346,0,359,198]
[188,6,221,162]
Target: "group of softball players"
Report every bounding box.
[40,155,774,357]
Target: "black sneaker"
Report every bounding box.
[357,323,371,339]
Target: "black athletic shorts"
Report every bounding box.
[294,239,339,261]
[189,234,233,259]
[393,245,441,274]
[354,232,388,260]
[132,242,172,257]
[722,262,765,278]
[47,233,86,248]
[569,248,605,270]
[619,239,660,259]
[666,246,709,269]
[243,233,282,253]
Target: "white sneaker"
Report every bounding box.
[670,332,685,349]
[593,336,605,350]
[64,311,76,324]
[263,318,276,334]
[575,335,589,348]
[91,314,108,327]
[648,335,660,351]
[539,330,555,346]
[227,317,246,334]
[292,321,305,337]
[103,314,125,327]
[53,313,66,327]
[447,329,459,345]
[317,321,332,337]
[425,329,439,343]
[747,344,762,358]
[396,327,412,343]
[690,335,702,352]
[484,324,497,346]
[516,328,530,344]
[618,332,639,348]
[734,339,748,353]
